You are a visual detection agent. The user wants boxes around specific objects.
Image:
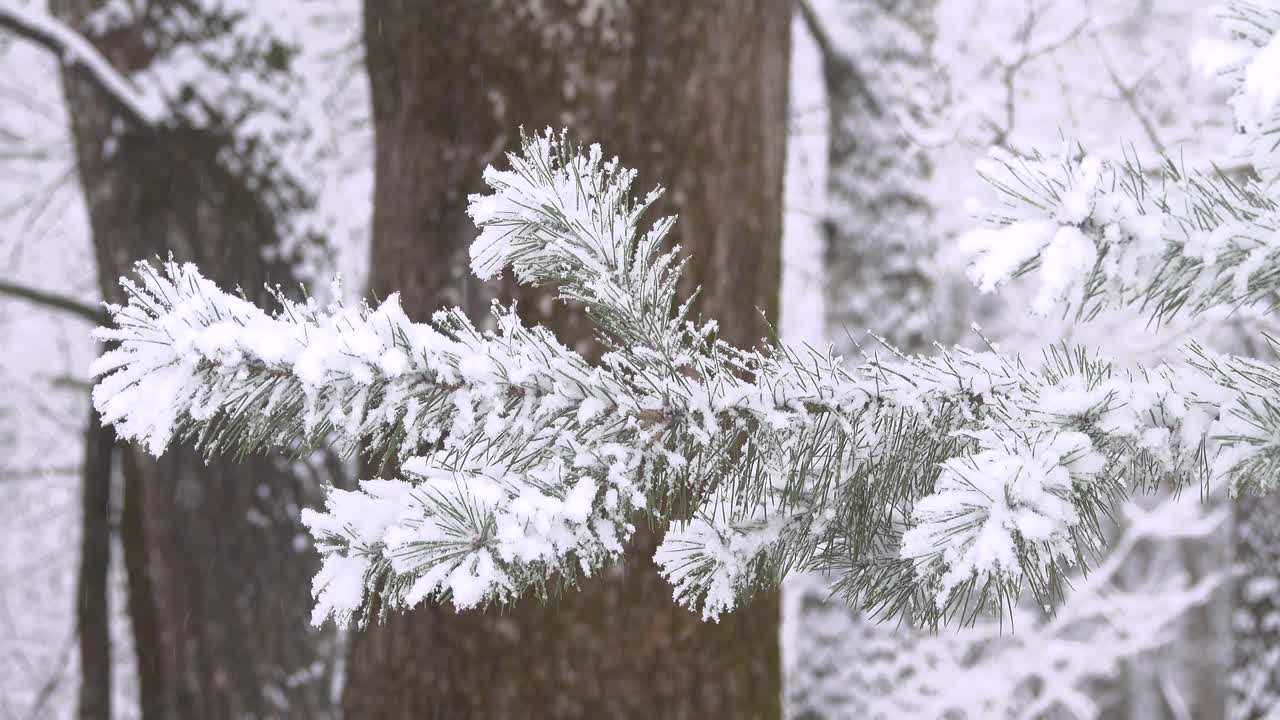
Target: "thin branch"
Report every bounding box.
[1090,30,1167,155]
[44,373,95,392]
[23,628,75,720]
[0,2,164,127]
[0,278,106,323]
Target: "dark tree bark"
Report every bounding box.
[49,2,335,717]
[77,403,113,720]
[118,445,165,718]
[351,1,790,717]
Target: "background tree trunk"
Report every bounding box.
[76,403,113,720]
[1231,496,1280,719]
[50,2,335,717]
[807,0,942,356]
[789,1,943,716]
[351,1,790,717]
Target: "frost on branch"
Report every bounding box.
[93,130,1241,628]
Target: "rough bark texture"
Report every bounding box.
[1231,495,1280,719]
[351,1,790,717]
[50,1,334,717]
[77,404,113,720]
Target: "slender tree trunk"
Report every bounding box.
[50,2,335,717]
[789,1,942,717]
[809,0,942,355]
[119,445,165,718]
[1231,496,1280,719]
[77,403,113,720]
[350,1,790,717]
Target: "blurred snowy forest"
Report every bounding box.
[0,0,1267,718]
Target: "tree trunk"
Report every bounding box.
[50,2,335,717]
[119,442,165,718]
[77,403,113,720]
[1231,495,1280,719]
[810,0,942,356]
[789,1,942,717]
[350,1,790,717]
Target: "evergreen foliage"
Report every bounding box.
[92,0,1280,629]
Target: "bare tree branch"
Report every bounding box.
[0,2,164,127]
[1090,30,1167,155]
[0,278,105,324]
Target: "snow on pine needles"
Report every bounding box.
[958,0,1280,500]
[92,129,1256,629]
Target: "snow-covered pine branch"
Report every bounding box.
[1209,0,1280,183]
[960,0,1280,323]
[93,130,1234,629]
[957,1,1280,501]
[961,144,1280,321]
[794,492,1226,718]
